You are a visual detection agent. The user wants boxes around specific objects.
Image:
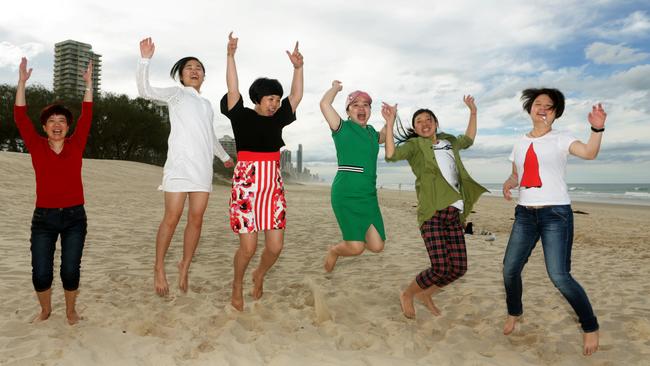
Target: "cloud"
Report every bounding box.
[585,42,649,64]
[0,41,44,68]
[598,10,650,39]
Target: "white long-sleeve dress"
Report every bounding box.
[136,58,230,192]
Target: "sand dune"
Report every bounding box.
[1,151,649,365]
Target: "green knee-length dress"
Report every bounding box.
[331,119,386,242]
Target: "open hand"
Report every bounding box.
[82,60,93,85]
[381,102,398,126]
[588,103,606,129]
[18,57,32,83]
[140,38,155,58]
[464,95,477,113]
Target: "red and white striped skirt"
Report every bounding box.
[229,151,287,234]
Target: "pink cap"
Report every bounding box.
[345,90,372,110]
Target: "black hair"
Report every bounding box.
[521,88,565,118]
[249,77,283,104]
[39,104,73,126]
[169,57,205,86]
[394,108,439,145]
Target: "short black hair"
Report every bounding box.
[40,104,73,125]
[169,57,205,86]
[521,88,565,118]
[249,77,283,104]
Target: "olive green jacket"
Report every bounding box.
[386,133,488,226]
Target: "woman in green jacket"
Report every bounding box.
[385,96,487,318]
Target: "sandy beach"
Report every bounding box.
[1,151,649,365]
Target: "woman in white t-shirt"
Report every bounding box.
[501,88,607,356]
[137,38,234,297]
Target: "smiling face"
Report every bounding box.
[530,94,556,125]
[179,59,205,90]
[413,111,438,138]
[254,95,282,116]
[346,98,371,125]
[43,114,69,142]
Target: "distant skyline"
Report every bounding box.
[1,1,649,183]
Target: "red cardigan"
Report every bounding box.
[14,102,93,208]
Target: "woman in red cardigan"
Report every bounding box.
[14,57,93,325]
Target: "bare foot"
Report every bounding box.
[583,331,599,356]
[154,267,169,296]
[178,261,189,293]
[251,269,264,300]
[30,310,51,323]
[399,291,416,319]
[231,283,244,311]
[503,315,519,335]
[415,292,441,316]
[324,247,338,273]
[66,310,81,325]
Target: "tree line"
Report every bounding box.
[1,84,170,166]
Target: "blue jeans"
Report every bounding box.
[503,205,599,333]
[30,205,87,292]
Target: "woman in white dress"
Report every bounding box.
[137,37,233,296]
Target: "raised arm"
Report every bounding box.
[72,61,94,148]
[320,80,344,131]
[286,41,304,112]
[226,32,241,110]
[382,102,398,157]
[15,57,32,106]
[502,162,519,201]
[569,104,607,160]
[136,37,179,102]
[83,60,93,102]
[463,95,477,141]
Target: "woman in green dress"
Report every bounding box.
[320,80,396,272]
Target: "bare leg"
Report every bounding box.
[251,229,284,299]
[64,289,80,325]
[400,279,425,319]
[324,241,365,272]
[232,232,258,311]
[154,192,186,296]
[583,331,599,356]
[31,289,52,323]
[415,284,441,316]
[364,225,385,253]
[503,315,519,335]
[178,192,209,293]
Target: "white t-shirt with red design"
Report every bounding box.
[509,130,577,206]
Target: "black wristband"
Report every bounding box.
[591,126,605,133]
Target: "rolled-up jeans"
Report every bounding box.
[30,205,87,292]
[503,204,599,333]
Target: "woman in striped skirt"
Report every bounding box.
[221,32,304,311]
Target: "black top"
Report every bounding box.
[220,94,296,152]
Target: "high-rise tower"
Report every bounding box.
[297,144,303,174]
[53,40,101,98]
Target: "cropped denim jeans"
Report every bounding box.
[30,205,87,292]
[502,204,599,333]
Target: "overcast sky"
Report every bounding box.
[2,0,649,183]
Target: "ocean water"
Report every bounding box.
[378,183,650,207]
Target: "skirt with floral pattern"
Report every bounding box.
[229,151,286,233]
